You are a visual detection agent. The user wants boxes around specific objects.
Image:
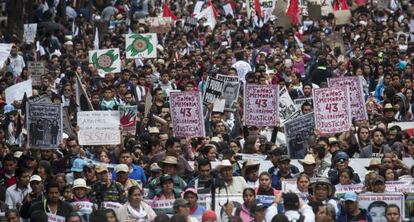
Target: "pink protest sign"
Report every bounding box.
[243,84,279,126]
[170,91,205,138]
[328,76,368,121]
[313,86,351,134]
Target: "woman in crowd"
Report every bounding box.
[116,185,156,221]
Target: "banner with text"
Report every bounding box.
[77,111,121,145]
[358,193,405,220]
[328,76,367,121]
[244,84,278,126]
[170,91,205,138]
[313,86,351,134]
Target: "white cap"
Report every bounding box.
[14,151,23,159]
[30,175,42,182]
[115,164,129,173]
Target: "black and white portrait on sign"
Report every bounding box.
[27,103,62,148]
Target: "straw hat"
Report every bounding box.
[299,154,316,165]
[158,156,178,167]
[365,159,381,170]
[215,159,233,171]
[72,178,90,190]
[241,160,260,177]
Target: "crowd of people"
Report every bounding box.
[0,0,413,221]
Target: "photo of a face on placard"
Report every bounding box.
[358,193,404,222]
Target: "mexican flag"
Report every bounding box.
[89,48,121,77]
[125,33,158,59]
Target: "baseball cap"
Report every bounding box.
[95,164,109,173]
[334,152,349,162]
[250,203,266,213]
[344,192,358,202]
[30,175,42,183]
[115,164,129,173]
[173,198,190,210]
[71,159,86,173]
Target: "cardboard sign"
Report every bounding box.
[328,76,368,121]
[170,91,205,138]
[138,17,173,34]
[119,105,138,135]
[244,84,279,126]
[5,79,33,104]
[334,10,351,25]
[279,87,300,125]
[358,193,405,220]
[202,77,224,105]
[313,86,351,134]
[125,33,157,59]
[77,111,121,145]
[284,112,315,159]
[23,23,37,44]
[216,74,240,111]
[27,103,63,148]
[27,61,45,86]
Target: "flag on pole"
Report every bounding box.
[254,0,263,18]
[75,74,94,111]
[286,0,300,25]
[94,27,99,50]
[163,3,177,20]
[209,0,219,17]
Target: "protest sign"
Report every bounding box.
[328,76,367,121]
[388,122,414,137]
[23,23,37,44]
[223,3,234,17]
[358,193,405,220]
[244,84,279,126]
[145,199,175,214]
[385,180,412,192]
[246,0,276,18]
[308,3,322,21]
[284,112,315,159]
[119,105,138,135]
[77,111,121,145]
[138,17,172,33]
[27,61,45,86]
[279,87,300,124]
[195,6,216,29]
[216,74,240,111]
[206,194,243,217]
[202,77,224,105]
[282,178,317,192]
[0,43,12,67]
[235,153,267,161]
[125,33,157,59]
[183,17,198,33]
[170,91,205,138]
[313,86,351,134]
[89,48,121,77]
[334,184,364,198]
[213,99,225,113]
[193,1,204,16]
[5,79,33,104]
[28,94,52,104]
[294,97,313,111]
[27,103,62,148]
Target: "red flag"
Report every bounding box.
[333,0,349,10]
[286,0,300,25]
[209,0,219,17]
[163,3,177,20]
[254,0,263,18]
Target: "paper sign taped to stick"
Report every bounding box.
[328,76,367,121]
[244,84,279,126]
[170,91,205,138]
[77,111,121,145]
[313,86,351,134]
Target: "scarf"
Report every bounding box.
[127,202,148,221]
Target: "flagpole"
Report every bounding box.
[75,73,94,111]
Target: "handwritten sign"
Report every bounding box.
[284,112,315,159]
[244,84,278,126]
[28,61,45,86]
[5,79,33,104]
[77,111,121,145]
[202,77,224,105]
[328,76,367,121]
[313,86,351,134]
[170,91,205,138]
